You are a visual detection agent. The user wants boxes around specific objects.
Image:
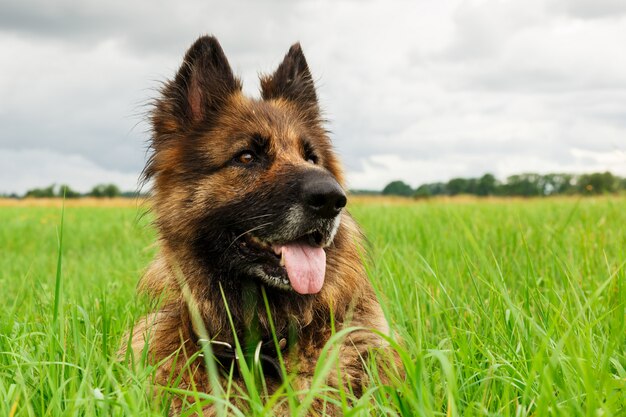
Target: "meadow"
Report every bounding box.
[0,197,624,416]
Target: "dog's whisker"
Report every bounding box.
[223,213,274,226]
[225,222,273,251]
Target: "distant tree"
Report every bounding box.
[382,180,413,197]
[348,189,381,196]
[57,184,81,198]
[446,178,471,195]
[24,185,56,198]
[501,174,542,196]
[429,182,447,196]
[89,185,104,197]
[409,171,624,198]
[412,182,447,198]
[476,173,497,196]
[446,178,463,195]
[541,173,575,195]
[577,172,618,195]
[89,183,121,198]
[413,184,432,199]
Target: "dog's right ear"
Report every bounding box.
[260,43,320,122]
[154,36,241,134]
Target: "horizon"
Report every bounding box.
[4,168,624,197]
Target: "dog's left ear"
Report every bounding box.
[260,43,320,119]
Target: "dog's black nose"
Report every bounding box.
[302,175,347,218]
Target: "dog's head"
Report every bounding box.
[146,36,347,295]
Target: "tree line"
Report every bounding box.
[381,172,626,198]
[0,184,143,199]
[3,172,625,199]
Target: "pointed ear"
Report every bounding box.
[158,36,241,130]
[260,43,319,118]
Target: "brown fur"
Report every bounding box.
[123,36,399,415]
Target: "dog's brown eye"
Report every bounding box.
[236,151,255,165]
[303,141,318,165]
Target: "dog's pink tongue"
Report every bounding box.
[279,243,326,295]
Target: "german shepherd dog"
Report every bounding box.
[126,35,397,415]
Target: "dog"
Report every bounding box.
[125,35,398,415]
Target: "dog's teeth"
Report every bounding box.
[279,251,285,267]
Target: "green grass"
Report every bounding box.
[1,198,624,416]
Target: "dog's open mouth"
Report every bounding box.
[240,231,327,295]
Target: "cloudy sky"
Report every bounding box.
[1,0,625,193]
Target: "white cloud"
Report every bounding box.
[0,149,139,194]
[348,148,626,190]
[1,0,625,193]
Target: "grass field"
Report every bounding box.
[0,197,624,416]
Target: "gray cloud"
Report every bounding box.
[549,0,626,19]
[0,0,306,57]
